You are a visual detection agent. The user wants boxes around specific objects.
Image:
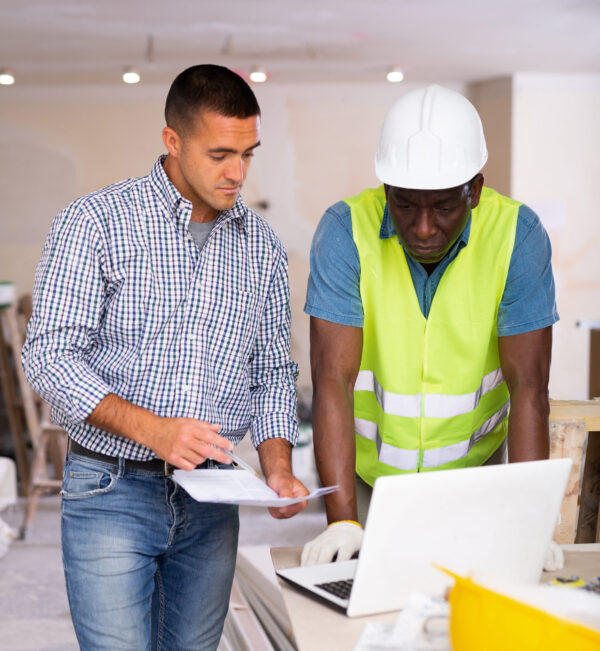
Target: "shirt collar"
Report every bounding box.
[379,202,472,258]
[149,155,248,230]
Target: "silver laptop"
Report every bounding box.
[277,458,571,617]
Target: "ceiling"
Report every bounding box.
[1,0,600,86]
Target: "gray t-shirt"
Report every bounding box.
[188,219,217,251]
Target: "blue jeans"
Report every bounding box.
[61,452,239,650]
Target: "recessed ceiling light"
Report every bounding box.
[386,67,404,83]
[249,68,267,83]
[0,69,15,85]
[122,67,141,84]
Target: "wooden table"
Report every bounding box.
[549,400,600,543]
[271,545,600,651]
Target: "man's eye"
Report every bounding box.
[242,152,255,160]
[209,155,225,161]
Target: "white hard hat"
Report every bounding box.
[374,85,487,190]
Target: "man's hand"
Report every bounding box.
[266,469,309,519]
[301,521,363,566]
[257,438,309,519]
[87,393,234,469]
[147,417,234,470]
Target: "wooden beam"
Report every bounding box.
[549,419,587,544]
[550,399,600,431]
[576,431,600,543]
[0,311,30,492]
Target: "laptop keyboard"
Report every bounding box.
[315,578,354,600]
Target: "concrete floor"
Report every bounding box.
[0,437,326,650]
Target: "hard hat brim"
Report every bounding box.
[375,153,487,190]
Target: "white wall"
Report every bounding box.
[0,86,165,295]
[511,73,600,399]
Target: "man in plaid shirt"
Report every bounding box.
[22,64,308,650]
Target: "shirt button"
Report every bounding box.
[182,385,191,393]
[188,334,197,340]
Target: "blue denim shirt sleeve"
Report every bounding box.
[304,199,559,335]
[497,204,559,336]
[304,201,364,327]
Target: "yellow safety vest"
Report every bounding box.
[347,185,520,485]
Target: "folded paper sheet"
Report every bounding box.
[173,468,337,506]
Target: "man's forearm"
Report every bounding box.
[312,377,358,523]
[257,437,294,479]
[86,393,233,470]
[507,386,550,462]
[86,393,162,449]
[309,318,362,524]
[499,328,552,463]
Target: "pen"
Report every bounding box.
[222,448,261,478]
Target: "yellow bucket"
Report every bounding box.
[438,566,600,651]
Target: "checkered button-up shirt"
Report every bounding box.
[22,156,299,459]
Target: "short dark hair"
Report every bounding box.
[165,64,260,135]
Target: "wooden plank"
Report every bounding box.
[549,399,600,431]
[576,431,600,543]
[590,329,600,400]
[549,419,587,544]
[0,309,30,491]
[3,306,41,448]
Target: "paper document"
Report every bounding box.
[173,468,337,506]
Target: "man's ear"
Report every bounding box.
[470,174,484,209]
[162,126,182,158]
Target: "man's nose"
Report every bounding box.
[224,157,244,184]
[414,210,437,240]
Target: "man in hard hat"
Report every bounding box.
[301,85,559,567]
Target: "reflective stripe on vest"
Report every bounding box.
[422,401,510,468]
[355,400,509,471]
[354,417,419,470]
[354,370,420,417]
[355,366,505,419]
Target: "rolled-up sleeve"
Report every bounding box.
[248,245,299,448]
[22,201,112,425]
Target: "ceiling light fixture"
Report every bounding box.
[122,67,141,84]
[249,68,267,83]
[386,67,404,83]
[0,68,15,85]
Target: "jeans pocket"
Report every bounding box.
[61,459,118,500]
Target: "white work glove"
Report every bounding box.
[301,521,363,566]
[543,540,564,572]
